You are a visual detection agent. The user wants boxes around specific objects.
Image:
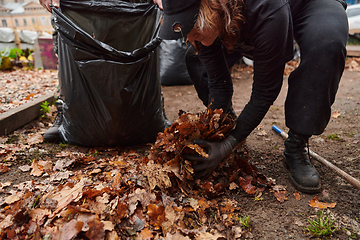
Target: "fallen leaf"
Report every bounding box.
[76,213,94,232]
[49,178,86,217]
[164,232,191,240]
[55,219,84,240]
[106,231,120,240]
[293,192,301,200]
[143,160,172,190]
[85,216,105,240]
[186,144,209,158]
[89,168,101,174]
[0,215,13,230]
[273,190,287,203]
[162,205,179,235]
[138,228,153,240]
[331,110,341,118]
[49,171,73,181]
[272,185,286,192]
[24,93,35,100]
[5,194,21,204]
[0,163,10,174]
[29,208,52,225]
[195,231,225,240]
[26,133,43,145]
[18,165,32,172]
[239,176,256,195]
[309,196,336,209]
[256,130,267,136]
[147,204,165,230]
[229,182,239,190]
[101,221,114,231]
[30,159,44,176]
[232,226,242,239]
[0,181,11,190]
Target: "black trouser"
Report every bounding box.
[286,0,348,135]
[185,0,348,136]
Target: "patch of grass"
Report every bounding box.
[305,210,337,237]
[59,142,68,148]
[327,133,344,141]
[238,215,251,229]
[40,101,51,117]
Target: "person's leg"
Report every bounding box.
[283,0,348,193]
[286,0,348,135]
[44,14,63,143]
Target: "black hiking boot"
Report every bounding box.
[283,130,321,194]
[43,99,64,143]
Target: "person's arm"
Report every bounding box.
[229,3,293,142]
[230,64,285,142]
[39,0,60,13]
[196,39,233,112]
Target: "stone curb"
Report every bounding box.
[347,45,360,57]
[0,92,56,136]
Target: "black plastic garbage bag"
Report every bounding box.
[159,39,192,86]
[52,0,166,147]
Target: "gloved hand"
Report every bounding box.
[184,135,238,179]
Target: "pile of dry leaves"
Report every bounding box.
[0,107,280,239]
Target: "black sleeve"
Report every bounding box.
[229,3,293,142]
[230,63,285,142]
[197,39,233,112]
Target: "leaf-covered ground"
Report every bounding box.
[0,68,58,114]
[0,59,360,239]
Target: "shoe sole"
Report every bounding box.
[282,155,322,194]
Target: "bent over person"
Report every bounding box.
[158,0,348,193]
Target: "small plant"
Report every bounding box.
[59,142,68,148]
[238,215,251,229]
[40,101,51,117]
[92,150,98,156]
[327,133,344,141]
[348,132,355,137]
[305,209,337,237]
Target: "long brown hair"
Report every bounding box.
[193,0,244,51]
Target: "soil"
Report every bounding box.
[0,59,359,239]
[162,61,360,239]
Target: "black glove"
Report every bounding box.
[184,135,238,179]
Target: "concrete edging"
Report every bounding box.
[0,92,56,136]
[346,45,360,57]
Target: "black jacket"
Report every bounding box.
[197,0,318,141]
